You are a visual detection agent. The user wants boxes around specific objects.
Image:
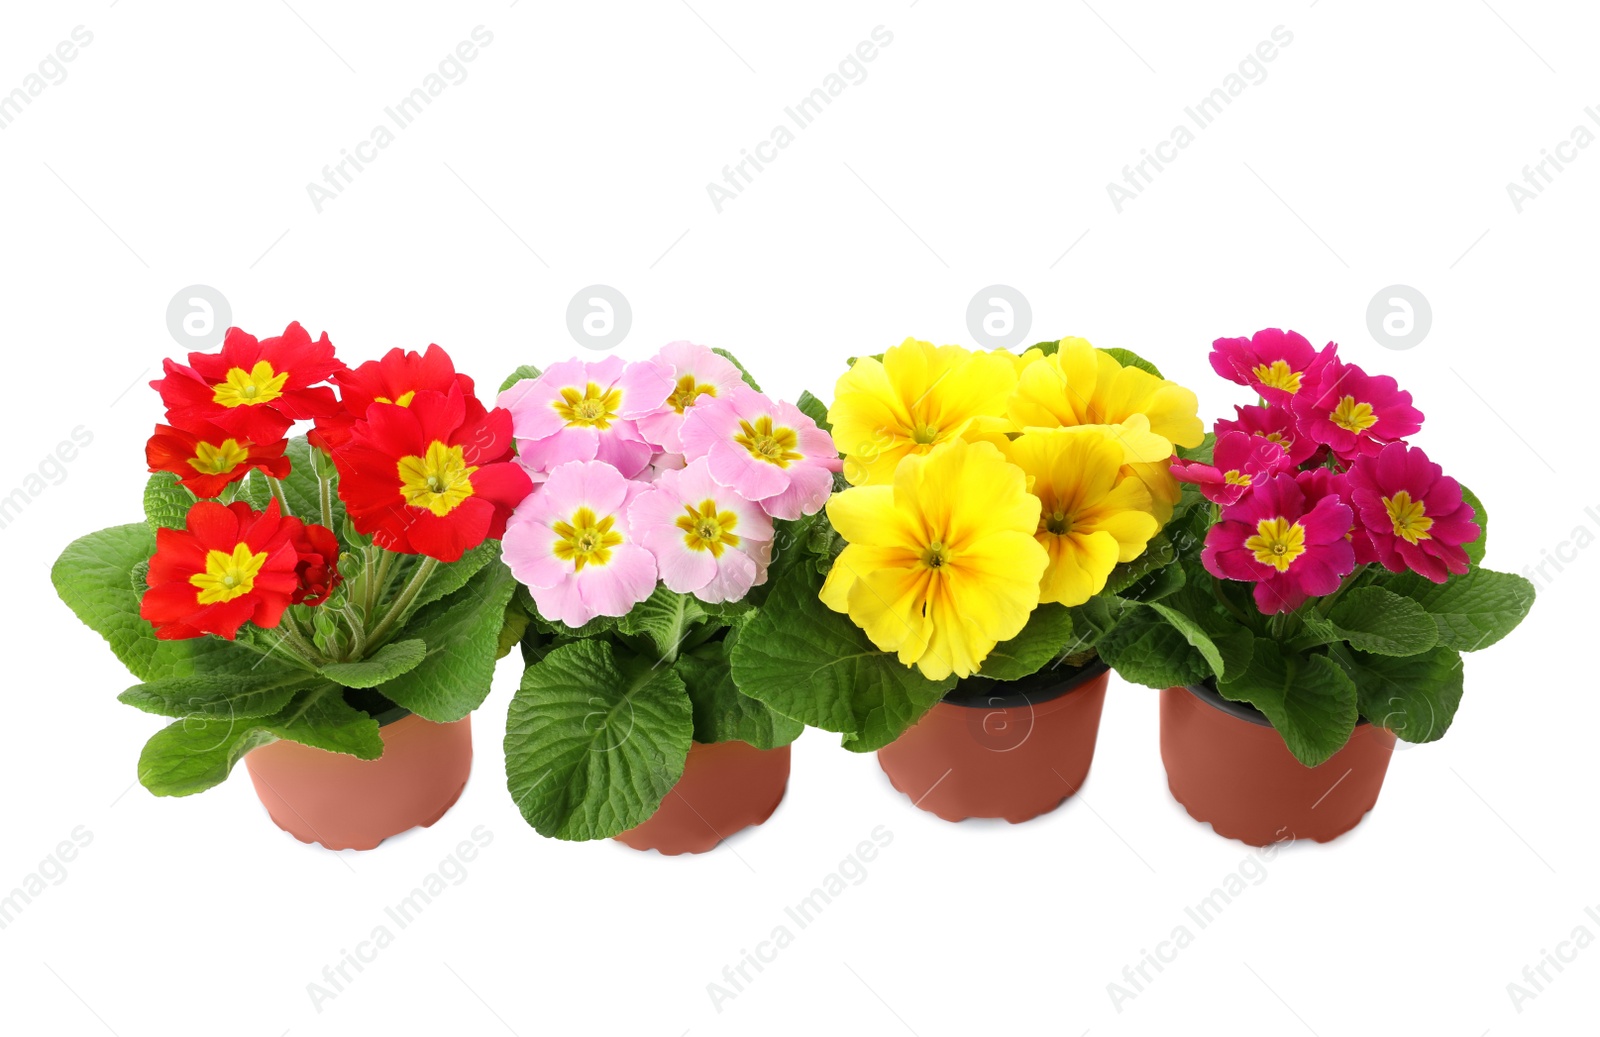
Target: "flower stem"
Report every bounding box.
[317,471,335,530]
[267,476,293,517]
[366,557,438,647]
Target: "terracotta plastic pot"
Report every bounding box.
[244,709,473,851]
[876,662,1110,823]
[1161,683,1397,846]
[614,740,791,855]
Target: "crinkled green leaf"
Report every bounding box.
[678,637,803,749]
[1333,644,1464,744]
[730,564,954,752]
[319,639,427,689]
[499,364,542,394]
[143,471,193,533]
[1387,567,1535,652]
[505,640,694,840]
[1096,605,1210,690]
[378,561,518,721]
[713,348,761,392]
[1298,586,1439,657]
[1217,642,1358,767]
[796,390,831,432]
[119,671,315,720]
[976,605,1073,681]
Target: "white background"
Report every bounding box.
[1,1,1595,1034]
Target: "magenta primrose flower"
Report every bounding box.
[500,460,658,627]
[1213,402,1320,466]
[1348,441,1479,583]
[1171,431,1289,506]
[634,341,748,453]
[628,456,774,603]
[679,384,841,521]
[498,355,674,479]
[1291,358,1423,460]
[1209,328,1335,406]
[1203,472,1356,614]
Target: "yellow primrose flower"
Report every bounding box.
[829,338,1017,486]
[1008,337,1204,452]
[820,438,1047,680]
[1003,427,1161,606]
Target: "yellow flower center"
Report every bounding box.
[909,422,942,446]
[554,382,623,429]
[397,441,478,517]
[373,390,416,407]
[1245,516,1307,573]
[921,540,952,569]
[734,416,802,468]
[187,438,249,475]
[1330,395,1378,434]
[676,500,741,558]
[665,375,716,414]
[1223,469,1252,487]
[1042,511,1074,536]
[551,507,623,571]
[211,361,288,408]
[1383,490,1434,544]
[1252,359,1303,394]
[1264,432,1291,448]
[189,542,268,604]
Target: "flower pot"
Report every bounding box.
[613,740,791,855]
[244,709,473,851]
[1160,683,1397,846]
[876,661,1110,823]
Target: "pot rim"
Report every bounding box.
[1183,681,1371,729]
[371,704,413,728]
[940,658,1110,710]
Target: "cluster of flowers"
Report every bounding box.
[1175,328,1479,614]
[820,337,1203,680]
[497,343,840,627]
[141,323,531,640]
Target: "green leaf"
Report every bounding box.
[1061,595,1128,656]
[1387,567,1535,652]
[1101,346,1163,379]
[319,640,427,689]
[729,564,955,752]
[1333,644,1464,744]
[393,541,498,621]
[677,638,803,749]
[1217,642,1358,767]
[378,561,518,721]
[266,685,384,759]
[499,364,542,394]
[615,585,711,661]
[505,640,694,840]
[1176,432,1216,465]
[796,390,831,432]
[1307,586,1439,657]
[1096,606,1210,689]
[976,605,1073,681]
[237,469,274,510]
[143,471,193,532]
[119,671,315,719]
[53,524,285,682]
[1104,533,1177,597]
[1460,485,1487,566]
[1143,601,1228,678]
[137,717,279,797]
[713,348,761,392]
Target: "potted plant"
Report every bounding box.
[495,343,840,855]
[53,324,533,850]
[1096,328,1536,844]
[729,337,1205,823]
